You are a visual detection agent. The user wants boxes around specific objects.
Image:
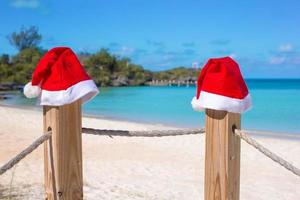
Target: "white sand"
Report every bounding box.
[0,105,299,199]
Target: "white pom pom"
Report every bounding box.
[23,82,41,98]
[191,97,204,112]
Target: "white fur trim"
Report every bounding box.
[191,91,252,113]
[23,82,41,98]
[39,80,99,106]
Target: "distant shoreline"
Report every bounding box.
[1,80,300,134]
[1,103,299,139]
[0,78,300,92]
[0,78,300,88]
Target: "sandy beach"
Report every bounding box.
[0,105,299,200]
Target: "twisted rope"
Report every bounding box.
[82,127,205,137]
[0,128,203,176]
[0,132,51,176]
[83,127,300,177]
[235,129,300,177]
[1,127,299,179]
[238,129,300,139]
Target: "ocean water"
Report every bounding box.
[1,79,300,134]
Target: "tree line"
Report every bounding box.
[0,26,200,88]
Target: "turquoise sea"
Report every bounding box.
[1,79,300,134]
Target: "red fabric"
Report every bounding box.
[196,57,249,100]
[31,47,91,91]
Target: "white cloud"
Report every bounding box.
[268,43,300,65]
[10,0,40,9]
[115,46,135,56]
[269,56,286,65]
[162,54,174,61]
[278,43,293,53]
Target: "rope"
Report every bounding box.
[83,127,300,177]
[82,127,205,137]
[0,128,203,175]
[235,129,300,178]
[238,129,300,139]
[1,127,299,180]
[0,131,52,176]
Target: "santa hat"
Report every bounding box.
[191,56,252,113]
[23,47,99,106]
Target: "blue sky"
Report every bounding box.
[1,0,300,78]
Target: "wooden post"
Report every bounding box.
[205,109,241,200]
[43,100,83,200]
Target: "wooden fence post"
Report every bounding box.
[43,99,83,200]
[205,109,241,200]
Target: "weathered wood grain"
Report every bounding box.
[205,109,241,200]
[43,100,83,200]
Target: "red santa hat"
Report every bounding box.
[23,47,99,106]
[191,56,252,113]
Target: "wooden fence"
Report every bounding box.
[42,100,242,200]
[1,99,299,199]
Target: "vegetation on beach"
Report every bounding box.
[153,67,200,81]
[81,49,154,86]
[0,26,200,89]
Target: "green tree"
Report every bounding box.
[154,67,200,81]
[0,55,13,83]
[0,54,10,65]
[11,48,44,84]
[7,26,42,51]
[83,49,152,86]
[83,49,117,86]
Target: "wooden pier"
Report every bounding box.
[148,80,197,87]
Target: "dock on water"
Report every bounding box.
[148,79,197,87]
